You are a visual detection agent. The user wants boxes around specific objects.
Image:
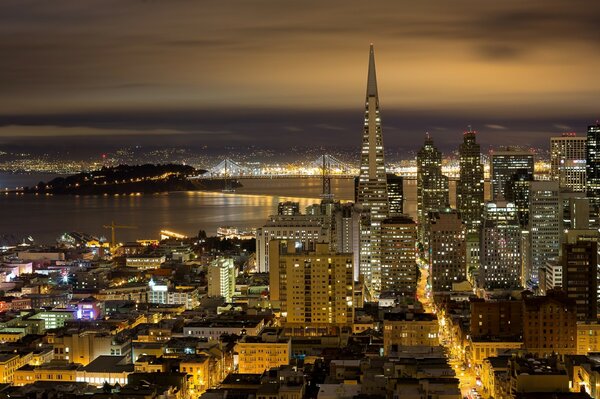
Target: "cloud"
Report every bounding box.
[484,124,508,130]
[553,123,572,131]
[0,125,187,137]
[315,124,345,131]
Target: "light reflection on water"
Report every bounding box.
[0,179,350,244]
[0,177,488,244]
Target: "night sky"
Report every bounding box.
[1,0,600,154]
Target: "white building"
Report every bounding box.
[147,280,199,310]
[256,215,326,273]
[207,257,236,302]
[125,255,165,270]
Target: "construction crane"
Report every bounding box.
[102,221,137,250]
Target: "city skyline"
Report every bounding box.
[1,1,600,154]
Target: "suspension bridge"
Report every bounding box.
[192,155,356,180]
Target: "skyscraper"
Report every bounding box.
[505,170,533,228]
[356,45,389,297]
[490,148,534,201]
[526,181,560,287]
[380,216,417,297]
[386,173,404,216]
[207,257,236,303]
[417,135,449,237]
[428,209,467,292]
[586,123,600,198]
[561,240,598,322]
[457,127,484,234]
[551,133,586,192]
[480,201,522,290]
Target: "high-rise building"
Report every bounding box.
[330,202,367,280]
[480,202,522,290]
[428,209,467,292]
[386,173,403,216]
[504,169,533,228]
[269,241,354,335]
[490,149,534,201]
[526,181,561,287]
[586,123,600,228]
[551,133,586,192]
[255,214,327,273]
[586,123,600,198]
[380,216,417,297]
[457,127,484,234]
[559,192,591,234]
[417,135,449,237]
[356,45,389,297]
[207,257,236,302]
[561,241,598,321]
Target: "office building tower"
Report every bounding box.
[417,135,449,237]
[278,201,300,216]
[586,123,600,198]
[586,123,600,228]
[207,257,236,302]
[457,127,484,233]
[561,241,598,321]
[330,202,367,280]
[387,173,404,216]
[559,192,591,235]
[380,216,417,297]
[356,45,389,297]
[480,202,522,290]
[551,133,586,192]
[269,241,354,335]
[256,214,327,273]
[505,170,533,228]
[526,181,560,287]
[428,209,467,292]
[490,148,534,201]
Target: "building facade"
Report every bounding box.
[551,133,587,192]
[269,241,354,334]
[380,216,418,297]
[383,312,438,355]
[522,290,577,357]
[490,149,534,201]
[207,257,236,302]
[356,45,389,298]
[561,241,598,321]
[417,135,449,238]
[526,181,561,287]
[386,174,403,216]
[480,202,522,290]
[428,209,467,292]
[457,127,484,234]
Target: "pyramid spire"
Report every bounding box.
[366,44,378,98]
[357,44,388,299]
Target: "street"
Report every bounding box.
[416,258,481,398]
